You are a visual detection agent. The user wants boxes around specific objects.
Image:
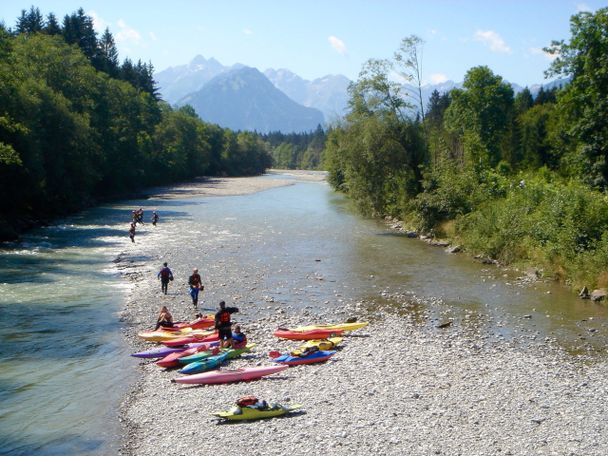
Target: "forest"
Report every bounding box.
[0,7,273,240]
[324,9,608,290]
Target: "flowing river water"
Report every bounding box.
[1,172,607,455]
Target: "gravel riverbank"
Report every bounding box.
[117,174,608,456]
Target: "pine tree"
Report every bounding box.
[97,27,119,77]
[44,13,61,36]
[15,7,44,34]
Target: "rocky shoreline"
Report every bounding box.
[117,175,608,456]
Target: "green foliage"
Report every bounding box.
[325,23,608,288]
[444,66,514,167]
[456,174,608,285]
[545,8,608,188]
[0,15,271,229]
[263,125,326,170]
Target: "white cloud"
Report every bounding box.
[473,30,511,54]
[328,35,347,55]
[529,47,558,61]
[430,73,448,84]
[149,31,158,41]
[88,10,107,33]
[116,19,142,46]
[243,28,253,35]
[576,3,592,12]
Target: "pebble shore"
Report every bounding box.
[117,175,608,456]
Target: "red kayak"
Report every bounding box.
[156,346,220,368]
[163,332,219,347]
[172,315,215,330]
[273,328,344,341]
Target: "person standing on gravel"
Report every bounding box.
[215,301,239,348]
[188,268,204,308]
[157,262,173,295]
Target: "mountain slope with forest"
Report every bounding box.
[178,66,325,133]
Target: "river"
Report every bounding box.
[1,172,606,455]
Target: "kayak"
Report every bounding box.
[294,322,368,332]
[131,341,219,359]
[295,337,343,353]
[138,328,215,343]
[178,345,255,374]
[156,346,219,369]
[172,315,215,330]
[177,352,229,374]
[212,404,302,421]
[172,365,288,385]
[273,328,344,341]
[178,343,255,364]
[162,332,219,347]
[270,350,336,366]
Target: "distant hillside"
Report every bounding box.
[178,66,325,133]
[155,55,242,104]
[264,69,351,121]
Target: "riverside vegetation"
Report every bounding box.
[0,7,273,240]
[324,9,608,291]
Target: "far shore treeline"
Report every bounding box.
[324,9,608,291]
[0,7,308,240]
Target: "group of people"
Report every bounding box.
[155,262,245,349]
[128,209,159,243]
[154,301,246,349]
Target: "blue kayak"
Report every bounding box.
[270,350,336,366]
[178,352,229,375]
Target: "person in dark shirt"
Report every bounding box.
[214,300,239,348]
[157,262,173,295]
[188,268,204,308]
[128,223,136,243]
[152,211,159,226]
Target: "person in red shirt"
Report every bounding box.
[188,268,204,307]
[214,301,239,348]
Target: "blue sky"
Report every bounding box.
[1,1,604,86]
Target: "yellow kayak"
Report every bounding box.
[211,404,302,421]
[293,322,368,332]
[290,337,343,356]
[137,328,214,342]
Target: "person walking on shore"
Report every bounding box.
[128,222,136,243]
[157,262,173,295]
[188,268,204,308]
[152,211,159,226]
[215,301,239,348]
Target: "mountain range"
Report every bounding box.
[178,66,324,133]
[154,55,569,133]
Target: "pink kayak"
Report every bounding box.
[172,365,288,385]
[273,328,344,340]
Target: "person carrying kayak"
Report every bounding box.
[188,268,204,308]
[154,306,174,330]
[230,325,247,349]
[215,301,239,348]
[157,262,174,295]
